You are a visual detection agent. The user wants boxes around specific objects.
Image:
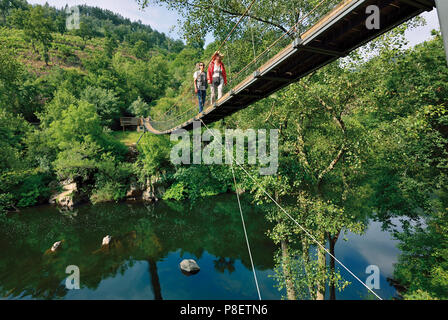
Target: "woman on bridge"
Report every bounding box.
[208,51,227,105]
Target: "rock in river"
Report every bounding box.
[180,259,200,275]
[51,241,62,252]
[102,235,112,246]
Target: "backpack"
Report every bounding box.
[196,71,208,90]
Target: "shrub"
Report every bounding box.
[80,86,121,128]
[128,96,149,117]
[162,182,185,201]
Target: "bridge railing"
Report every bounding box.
[222,0,341,97]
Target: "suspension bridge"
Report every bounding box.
[141,0,438,135]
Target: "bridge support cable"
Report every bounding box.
[136,119,147,146]
[200,119,383,300]
[229,147,262,300]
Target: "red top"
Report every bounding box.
[207,59,227,85]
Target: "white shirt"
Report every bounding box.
[213,64,222,78]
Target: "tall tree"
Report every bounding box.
[23,5,54,65]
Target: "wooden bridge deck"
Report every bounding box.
[144,0,435,135]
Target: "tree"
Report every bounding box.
[104,35,118,58]
[128,96,150,117]
[75,16,98,45]
[0,48,23,113]
[0,108,30,172]
[0,0,27,25]
[80,86,121,128]
[133,40,148,59]
[136,133,172,185]
[23,5,54,65]
[363,33,448,300]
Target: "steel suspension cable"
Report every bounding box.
[229,147,262,300]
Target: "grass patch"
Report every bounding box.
[110,131,143,146]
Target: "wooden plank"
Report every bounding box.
[302,0,359,40]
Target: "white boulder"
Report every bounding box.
[180,259,200,274]
[51,241,62,252]
[102,235,112,246]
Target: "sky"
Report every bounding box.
[28,0,442,47]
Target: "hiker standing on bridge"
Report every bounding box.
[194,62,208,113]
[208,51,227,105]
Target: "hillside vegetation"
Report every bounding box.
[0,0,198,209]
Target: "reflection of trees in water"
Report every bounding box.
[0,194,275,299]
[213,257,235,274]
[148,259,162,300]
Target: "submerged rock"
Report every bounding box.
[180,259,200,275]
[51,241,62,252]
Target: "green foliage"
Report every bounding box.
[23,5,54,64]
[1,0,447,300]
[0,0,189,211]
[48,100,103,149]
[136,133,172,177]
[164,165,232,203]
[104,36,118,58]
[112,53,169,105]
[75,17,99,44]
[91,154,133,203]
[0,109,29,171]
[137,0,338,45]
[128,96,149,117]
[0,47,41,121]
[80,86,121,128]
[133,40,148,59]
[52,141,101,182]
[0,169,53,209]
[162,181,186,201]
[394,208,448,300]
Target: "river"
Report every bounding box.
[0,194,400,300]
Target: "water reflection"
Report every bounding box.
[0,194,277,300]
[0,195,403,300]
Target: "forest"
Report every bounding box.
[0,0,447,300]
